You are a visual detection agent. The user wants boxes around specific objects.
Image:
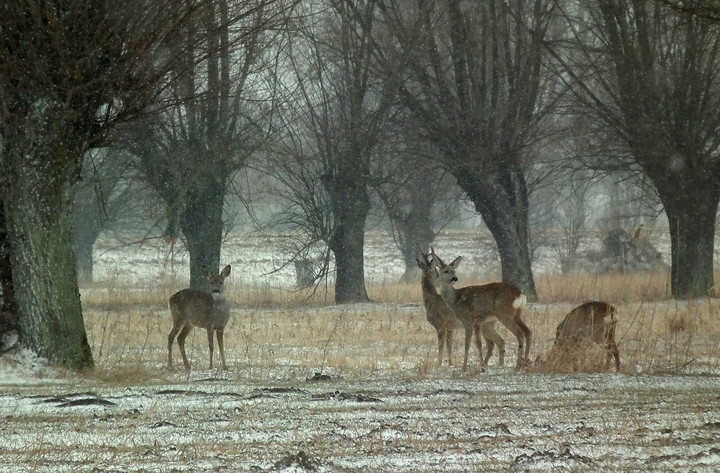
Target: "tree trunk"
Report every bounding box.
[72,199,103,285]
[2,128,93,369]
[329,216,370,304]
[0,203,16,315]
[180,181,225,290]
[326,178,371,304]
[454,162,538,301]
[655,177,720,298]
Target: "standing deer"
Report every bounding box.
[168,264,232,371]
[416,248,465,366]
[553,301,620,371]
[432,249,531,370]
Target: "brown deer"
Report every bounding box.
[416,248,465,366]
[168,265,232,370]
[432,249,530,370]
[553,301,620,371]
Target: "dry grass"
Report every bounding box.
[78,271,720,379]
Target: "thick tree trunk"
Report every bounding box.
[329,220,369,304]
[0,204,16,315]
[2,130,93,369]
[326,178,371,304]
[72,201,103,285]
[656,179,720,298]
[454,162,538,301]
[180,181,225,290]
[391,171,436,283]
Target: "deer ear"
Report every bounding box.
[221,265,231,277]
[203,266,213,280]
[430,247,445,266]
[450,256,462,268]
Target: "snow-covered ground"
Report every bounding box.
[1,229,719,472]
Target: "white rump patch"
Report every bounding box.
[512,294,527,309]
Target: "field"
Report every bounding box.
[1,229,720,472]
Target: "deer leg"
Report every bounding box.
[206,328,215,370]
[505,320,531,368]
[473,324,485,371]
[463,325,472,371]
[216,328,227,370]
[606,341,620,371]
[446,329,454,367]
[167,322,182,367]
[481,321,505,367]
[176,324,193,371]
[613,346,620,371]
[517,318,532,365]
[436,327,446,367]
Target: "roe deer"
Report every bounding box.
[432,249,530,370]
[416,248,465,366]
[168,265,232,370]
[553,301,620,371]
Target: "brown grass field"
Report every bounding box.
[78,270,720,378]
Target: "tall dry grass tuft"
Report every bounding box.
[535,271,671,303]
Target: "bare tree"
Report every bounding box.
[560,0,720,297]
[375,0,560,300]
[125,1,294,289]
[372,139,462,282]
[273,0,396,303]
[72,149,138,284]
[0,0,275,369]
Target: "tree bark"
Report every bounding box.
[652,171,720,298]
[454,161,538,301]
[325,176,371,304]
[180,180,225,290]
[2,120,93,369]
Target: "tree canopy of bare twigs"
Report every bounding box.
[371,0,561,300]
[556,0,720,297]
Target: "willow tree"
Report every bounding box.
[0,0,268,369]
[563,0,720,297]
[127,0,293,289]
[277,0,396,303]
[377,0,559,300]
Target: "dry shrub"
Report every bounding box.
[533,340,614,374]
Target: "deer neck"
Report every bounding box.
[420,272,439,299]
[211,293,228,312]
[439,283,459,307]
